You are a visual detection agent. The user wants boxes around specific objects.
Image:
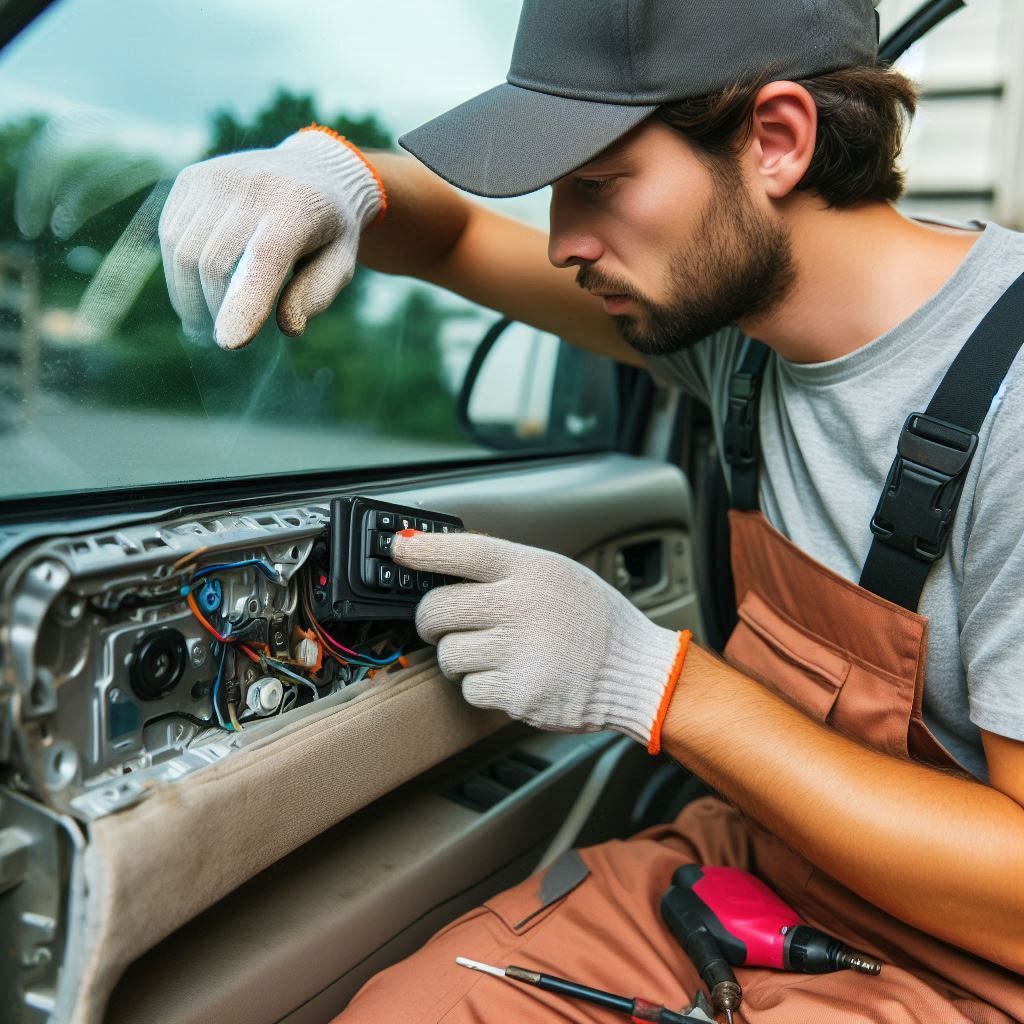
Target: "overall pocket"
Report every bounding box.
[725,589,852,723]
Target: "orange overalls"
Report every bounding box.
[336,505,1024,1024]
[338,281,1024,1023]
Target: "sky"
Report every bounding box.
[0,0,551,226]
[0,0,1002,330]
[0,0,566,337]
[0,0,1001,235]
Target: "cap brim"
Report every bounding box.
[399,82,656,199]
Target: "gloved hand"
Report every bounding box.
[158,126,385,349]
[392,530,692,754]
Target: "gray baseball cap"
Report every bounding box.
[399,0,879,198]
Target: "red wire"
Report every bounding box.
[186,591,261,663]
[308,602,395,663]
[187,591,226,641]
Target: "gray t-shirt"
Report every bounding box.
[643,221,1024,781]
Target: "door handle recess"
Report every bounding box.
[614,538,665,596]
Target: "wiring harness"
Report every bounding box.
[174,552,408,732]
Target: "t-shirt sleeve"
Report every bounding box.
[959,366,1024,741]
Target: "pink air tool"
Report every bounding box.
[661,865,882,1021]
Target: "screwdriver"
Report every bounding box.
[456,957,715,1023]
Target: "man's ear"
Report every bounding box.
[746,81,817,200]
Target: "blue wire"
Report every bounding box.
[263,657,322,700]
[212,642,229,730]
[185,562,400,666]
[186,557,400,703]
[191,559,283,584]
[316,637,405,666]
[334,648,404,666]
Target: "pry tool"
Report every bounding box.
[456,957,717,1023]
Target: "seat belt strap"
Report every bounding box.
[724,339,771,511]
[859,269,1024,610]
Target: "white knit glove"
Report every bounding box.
[392,530,691,753]
[158,127,384,349]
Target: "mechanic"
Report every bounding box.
[157,0,1024,1019]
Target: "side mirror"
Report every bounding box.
[456,318,618,452]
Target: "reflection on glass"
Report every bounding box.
[471,325,559,440]
[467,323,618,451]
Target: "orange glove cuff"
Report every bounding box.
[647,629,693,756]
[299,122,388,224]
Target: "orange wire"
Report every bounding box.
[186,590,261,663]
[187,590,226,641]
[172,545,209,574]
[300,584,354,666]
[311,621,351,666]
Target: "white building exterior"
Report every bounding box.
[882,0,1024,227]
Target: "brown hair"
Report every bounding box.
[655,62,918,207]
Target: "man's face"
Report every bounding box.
[549,118,796,356]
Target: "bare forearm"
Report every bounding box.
[663,644,1024,971]
[357,152,473,278]
[356,152,643,365]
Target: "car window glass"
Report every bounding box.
[0,0,612,502]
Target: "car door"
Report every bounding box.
[0,4,702,1023]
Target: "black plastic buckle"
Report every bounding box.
[870,413,979,563]
[723,371,761,467]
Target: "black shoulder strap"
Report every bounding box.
[860,270,1024,610]
[724,339,770,511]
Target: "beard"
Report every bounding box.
[577,161,796,357]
